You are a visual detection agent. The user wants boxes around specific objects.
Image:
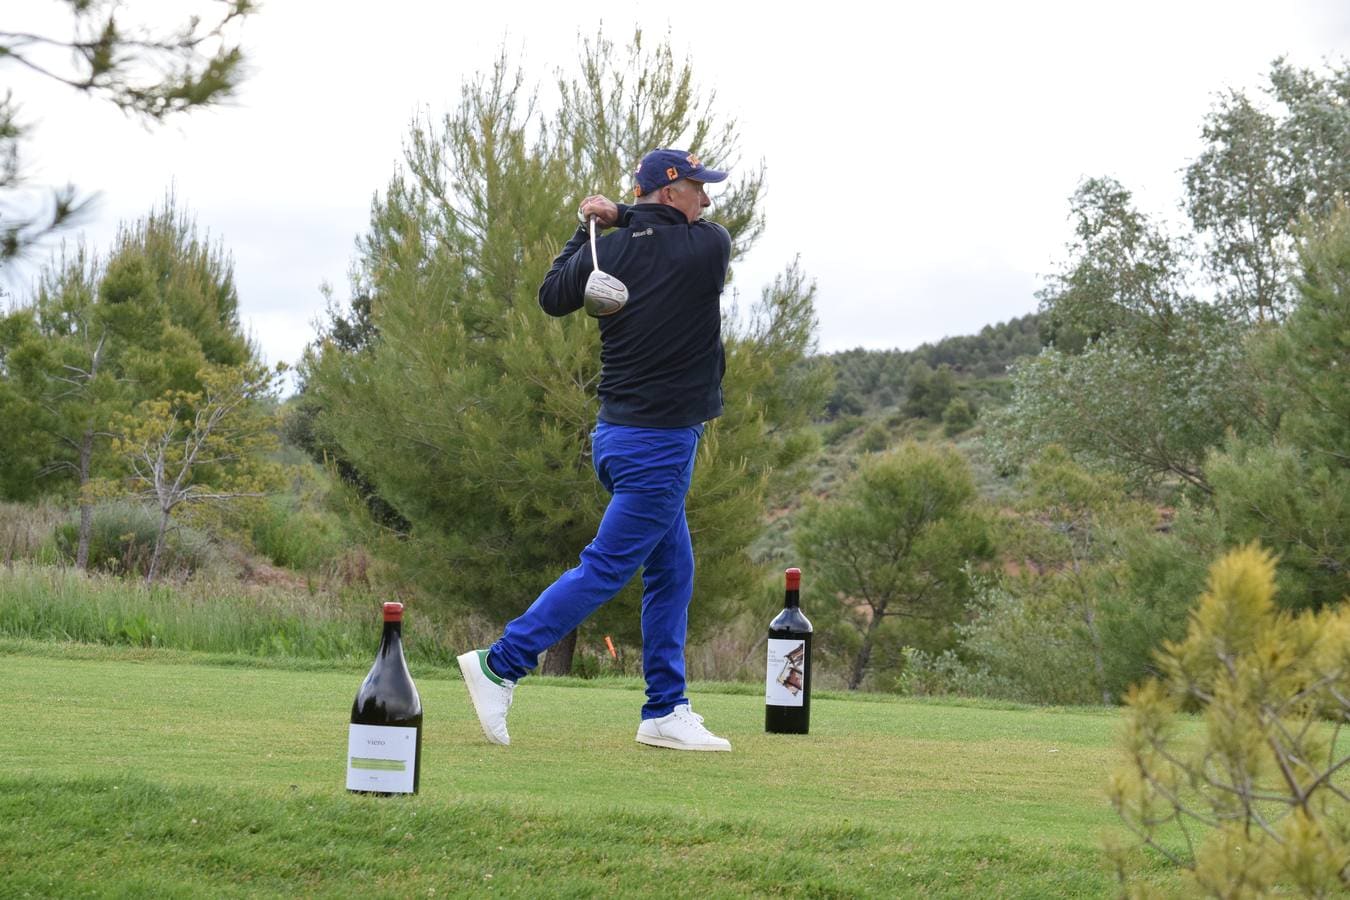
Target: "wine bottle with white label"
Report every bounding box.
[347,601,422,795]
[765,567,812,734]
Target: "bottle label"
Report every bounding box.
[346,724,418,793]
[765,638,807,707]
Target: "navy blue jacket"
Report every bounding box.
[538,202,731,428]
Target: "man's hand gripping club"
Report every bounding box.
[578,195,628,317]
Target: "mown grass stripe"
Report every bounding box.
[0,650,1188,896]
[0,774,1165,898]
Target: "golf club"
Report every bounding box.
[583,215,628,317]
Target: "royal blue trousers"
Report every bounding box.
[487,421,702,719]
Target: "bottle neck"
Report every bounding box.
[783,589,800,609]
[379,621,403,656]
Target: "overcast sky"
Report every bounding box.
[10,1,1350,378]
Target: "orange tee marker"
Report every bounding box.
[604,635,618,659]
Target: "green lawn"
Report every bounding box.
[0,646,1173,897]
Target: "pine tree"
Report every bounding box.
[303,32,828,671]
[0,194,259,566]
[1203,202,1350,610]
[794,443,992,690]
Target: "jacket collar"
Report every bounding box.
[628,203,694,226]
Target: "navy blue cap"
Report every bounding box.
[633,149,728,197]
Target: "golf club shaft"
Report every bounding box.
[588,215,600,269]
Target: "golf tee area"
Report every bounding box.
[0,644,1177,897]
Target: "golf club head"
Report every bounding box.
[584,271,628,317]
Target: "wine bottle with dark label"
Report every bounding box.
[347,601,422,795]
[766,567,812,734]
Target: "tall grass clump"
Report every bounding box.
[0,502,67,565]
[0,563,487,667]
[49,502,222,578]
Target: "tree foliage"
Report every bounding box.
[1202,203,1350,611]
[302,32,828,670]
[1268,201,1350,467]
[991,178,1260,490]
[110,361,281,581]
[995,58,1350,489]
[0,305,51,498]
[991,318,1257,492]
[903,504,1213,708]
[6,243,120,566]
[1039,177,1195,354]
[902,361,958,420]
[0,194,258,566]
[1108,544,1350,897]
[0,0,255,263]
[1184,58,1350,324]
[1001,447,1152,703]
[794,442,992,690]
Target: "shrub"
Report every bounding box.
[858,423,889,453]
[903,362,958,420]
[822,415,864,446]
[896,647,1016,699]
[250,495,348,571]
[942,397,976,436]
[51,502,218,578]
[955,583,1106,705]
[1107,545,1350,896]
[942,523,1208,707]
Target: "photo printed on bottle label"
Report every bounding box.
[765,638,806,707]
[346,723,417,793]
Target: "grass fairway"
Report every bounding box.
[0,647,1169,897]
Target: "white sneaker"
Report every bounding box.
[457,649,515,746]
[635,704,732,752]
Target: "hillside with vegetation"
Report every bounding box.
[824,311,1043,417]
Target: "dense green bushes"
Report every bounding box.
[52,502,220,578]
[249,494,349,572]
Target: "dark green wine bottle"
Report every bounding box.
[765,567,812,734]
[347,602,422,795]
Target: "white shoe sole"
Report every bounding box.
[457,650,510,746]
[635,733,731,752]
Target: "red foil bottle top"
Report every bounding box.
[785,567,801,590]
[382,602,404,622]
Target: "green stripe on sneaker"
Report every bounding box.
[477,650,505,686]
[349,757,406,771]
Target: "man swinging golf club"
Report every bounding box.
[457,149,734,752]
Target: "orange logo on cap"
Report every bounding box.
[686,154,701,167]
[665,166,679,181]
